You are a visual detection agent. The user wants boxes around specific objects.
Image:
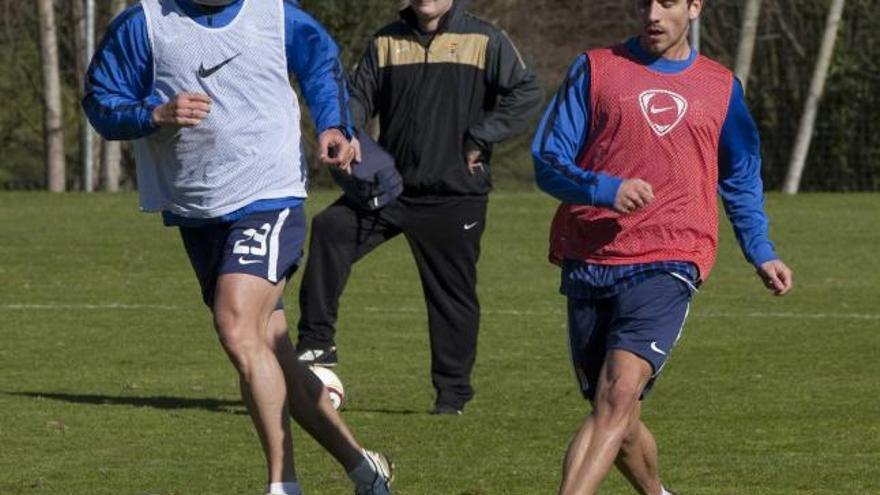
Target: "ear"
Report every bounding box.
[688,0,703,20]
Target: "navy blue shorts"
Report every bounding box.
[179,207,307,308]
[567,273,693,401]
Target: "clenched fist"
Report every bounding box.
[614,179,654,214]
[152,93,212,127]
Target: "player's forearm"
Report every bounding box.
[726,212,777,266]
[533,150,621,207]
[82,91,159,141]
[720,177,778,266]
[301,67,354,137]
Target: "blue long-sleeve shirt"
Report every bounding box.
[83,0,351,226]
[83,0,350,141]
[533,37,777,295]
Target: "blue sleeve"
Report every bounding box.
[82,5,161,141]
[718,78,778,266]
[284,1,353,138]
[531,55,622,207]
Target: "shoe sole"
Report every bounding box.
[430,405,463,415]
[305,361,338,368]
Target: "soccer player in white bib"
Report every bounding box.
[83,1,392,494]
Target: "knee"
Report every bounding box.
[213,310,264,368]
[310,208,345,242]
[595,378,642,425]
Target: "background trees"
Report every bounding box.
[6,0,877,192]
[36,0,66,192]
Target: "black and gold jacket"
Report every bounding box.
[348,0,543,197]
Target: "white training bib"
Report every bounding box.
[136,0,306,218]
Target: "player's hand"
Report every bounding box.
[614,179,654,214]
[152,93,212,127]
[756,259,793,296]
[466,149,485,175]
[319,128,356,173]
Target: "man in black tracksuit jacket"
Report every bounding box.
[296,0,543,414]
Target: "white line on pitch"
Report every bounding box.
[361,306,880,321]
[2,304,879,321]
[697,311,880,320]
[1,303,180,310]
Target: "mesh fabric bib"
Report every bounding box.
[135,0,305,218]
[549,44,734,280]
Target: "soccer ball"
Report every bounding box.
[309,366,345,410]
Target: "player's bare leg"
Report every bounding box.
[214,273,296,484]
[559,350,652,495]
[614,403,663,495]
[263,309,365,470]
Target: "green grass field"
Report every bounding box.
[1,191,878,495]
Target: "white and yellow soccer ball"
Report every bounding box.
[310,366,345,410]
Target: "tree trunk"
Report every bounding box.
[783,0,846,194]
[100,0,128,192]
[82,0,96,191]
[734,0,762,93]
[101,140,122,192]
[37,0,66,192]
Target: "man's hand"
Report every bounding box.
[319,128,356,173]
[152,93,212,127]
[614,179,654,214]
[466,149,484,175]
[757,260,793,296]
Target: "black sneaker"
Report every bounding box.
[297,345,338,367]
[430,404,463,415]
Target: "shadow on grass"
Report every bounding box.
[342,407,424,415]
[7,391,247,415]
[8,392,429,416]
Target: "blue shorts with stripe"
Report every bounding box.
[567,273,693,401]
[178,206,307,308]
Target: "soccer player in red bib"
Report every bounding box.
[532,1,793,494]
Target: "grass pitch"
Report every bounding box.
[1,191,878,495]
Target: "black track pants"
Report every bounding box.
[297,195,487,408]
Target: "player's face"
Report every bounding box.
[409,0,454,23]
[636,0,702,59]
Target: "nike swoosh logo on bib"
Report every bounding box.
[198,53,241,78]
[650,105,675,114]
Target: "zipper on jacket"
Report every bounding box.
[424,33,439,63]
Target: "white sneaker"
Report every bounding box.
[355,450,394,495]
